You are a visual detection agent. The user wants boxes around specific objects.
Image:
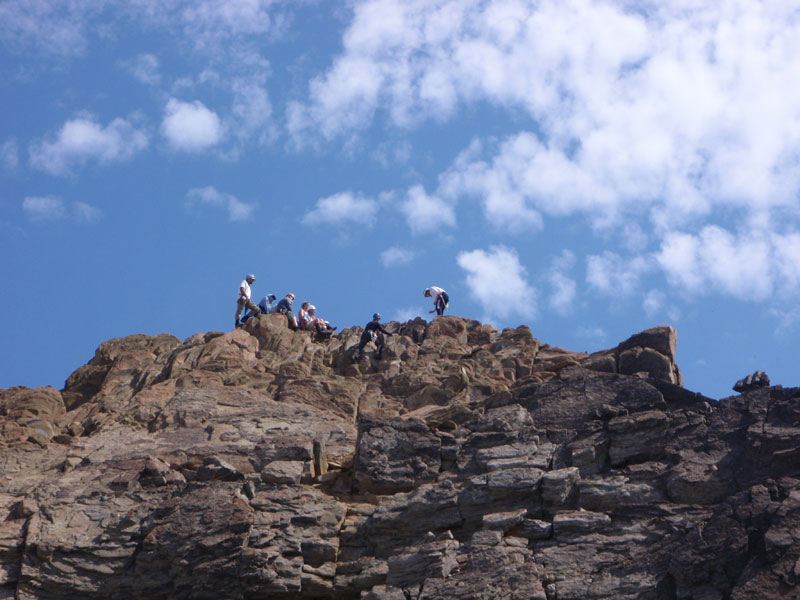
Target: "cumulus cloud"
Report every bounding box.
[22,196,66,220]
[656,226,798,302]
[586,251,651,297]
[288,0,800,308]
[161,98,223,152]
[381,246,415,268]
[400,185,455,234]
[29,115,148,175]
[302,191,377,227]
[457,245,536,321]
[293,0,800,216]
[186,186,255,221]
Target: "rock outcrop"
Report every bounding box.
[1,316,799,599]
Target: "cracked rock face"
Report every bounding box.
[1,319,800,599]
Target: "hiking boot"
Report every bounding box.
[235,319,241,328]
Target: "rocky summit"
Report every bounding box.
[1,316,800,600]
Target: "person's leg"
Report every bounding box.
[241,299,259,323]
[435,297,445,316]
[235,299,246,325]
[353,333,369,361]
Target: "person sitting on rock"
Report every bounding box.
[298,301,313,329]
[353,313,396,362]
[424,286,449,316]
[307,305,336,334]
[270,292,298,330]
[235,274,259,328]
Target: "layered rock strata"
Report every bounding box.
[1,316,798,599]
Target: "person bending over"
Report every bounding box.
[424,286,449,316]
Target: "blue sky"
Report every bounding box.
[2,0,799,400]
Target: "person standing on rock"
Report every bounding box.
[270,292,298,330]
[424,286,449,316]
[235,274,258,328]
[353,313,396,362]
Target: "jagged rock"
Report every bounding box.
[734,370,770,393]
[2,320,800,599]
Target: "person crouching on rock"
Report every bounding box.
[235,274,259,328]
[353,313,396,362]
[424,286,449,316]
[270,292,298,330]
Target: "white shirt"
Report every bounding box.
[238,279,251,301]
[427,286,445,302]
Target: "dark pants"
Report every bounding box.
[356,331,383,359]
[435,292,449,316]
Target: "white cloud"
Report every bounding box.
[292,0,800,289]
[1,0,288,58]
[0,0,94,57]
[172,0,286,50]
[381,246,415,268]
[230,76,274,144]
[22,196,102,223]
[302,191,377,227]
[400,184,455,234]
[22,196,65,220]
[29,115,148,175]
[186,186,255,222]
[548,272,576,316]
[457,245,536,321]
[1,140,18,170]
[642,289,665,317]
[657,226,778,302]
[586,251,651,297]
[161,98,223,152]
[124,53,161,85]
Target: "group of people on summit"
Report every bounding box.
[234,274,449,358]
[235,275,336,334]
